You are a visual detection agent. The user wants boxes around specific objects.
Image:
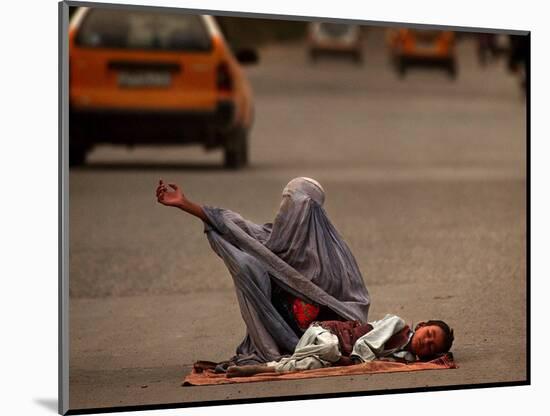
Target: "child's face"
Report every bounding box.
[411,324,446,358]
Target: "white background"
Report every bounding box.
[0,0,545,415]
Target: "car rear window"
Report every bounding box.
[75,8,212,52]
[410,29,443,42]
[319,23,354,37]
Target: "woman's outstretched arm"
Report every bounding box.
[156,179,211,225]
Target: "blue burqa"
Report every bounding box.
[201,177,370,365]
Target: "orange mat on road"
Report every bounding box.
[182,353,456,386]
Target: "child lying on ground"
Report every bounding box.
[226,314,454,377]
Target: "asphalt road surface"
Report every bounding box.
[69,31,526,411]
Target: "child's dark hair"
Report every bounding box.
[422,320,454,353]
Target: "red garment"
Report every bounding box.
[317,320,373,356]
[291,298,320,329]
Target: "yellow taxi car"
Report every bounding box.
[387,28,457,79]
[69,7,256,168]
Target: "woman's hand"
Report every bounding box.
[156,179,211,225]
[156,179,186,208]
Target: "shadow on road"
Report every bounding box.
[72,160,299,172]
[73,161,229,172]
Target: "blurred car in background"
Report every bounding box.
[387,29,457,79]
[308,22,363,64]
[69,8,257,168]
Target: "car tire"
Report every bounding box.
[224,127,248,169]
[447,60,458,80]
[69,144,88,167]
[397,58,407,78]
[309,49,318,63]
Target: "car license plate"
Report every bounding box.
[118,71,172,88]
[415,38,437,53]
[415,43,437,53]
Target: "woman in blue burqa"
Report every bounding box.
[156,177,370,370]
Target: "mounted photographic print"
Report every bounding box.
[59,1,529,414]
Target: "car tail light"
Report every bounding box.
[216,62,233,92]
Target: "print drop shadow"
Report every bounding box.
[33,398,58,413]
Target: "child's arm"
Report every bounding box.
[156,179,211,225]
